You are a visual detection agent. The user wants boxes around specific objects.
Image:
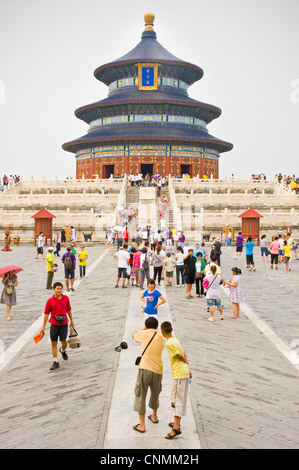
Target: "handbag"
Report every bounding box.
[68,325,81,349]
[195,273,203,279]
[135,331,157,366]
[6,287,12,295]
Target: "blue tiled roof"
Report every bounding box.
[62,122,233,154]
[75,87,221,124]
[94,30,203,86]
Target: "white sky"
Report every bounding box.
[0,0,298,180]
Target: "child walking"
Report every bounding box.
[226,267,244,318]
[141,279,166,320]
[161,321,192,440]
[282,240,292,272]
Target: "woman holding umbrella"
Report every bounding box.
[0,266,20,321]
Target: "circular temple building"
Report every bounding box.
[62,13,233,179]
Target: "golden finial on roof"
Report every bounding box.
[144,12,155,31]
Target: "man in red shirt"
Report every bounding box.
[41,282,75,370]
[123,226,129,243]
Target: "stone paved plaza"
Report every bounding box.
[0,243,298,449]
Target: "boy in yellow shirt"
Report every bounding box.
[161,321,192,439]
[77,245,88,278]
[282,240,292,272]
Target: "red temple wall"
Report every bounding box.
[76,156,219,179]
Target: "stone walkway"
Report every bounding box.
[0,244,298,449]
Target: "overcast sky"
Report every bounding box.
[0,0,298,180]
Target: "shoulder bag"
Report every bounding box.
[203,275,218,296]
[135,331,157,366]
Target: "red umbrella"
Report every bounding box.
[0,265,23,278]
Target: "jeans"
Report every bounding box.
[79,265,86,277]
[176,265,184,285]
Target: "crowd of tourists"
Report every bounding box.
[0,174,21,190]
[1,205,298,439]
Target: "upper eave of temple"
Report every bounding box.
[94,29,203,86]
[75,89,222,125]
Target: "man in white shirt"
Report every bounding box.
[278,235,284,262]
[113,244,130,288]
[36,232,45,259]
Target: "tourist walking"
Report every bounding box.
[113,244,130,288]
[210,238,222,266]
[61,245,76,291]
[40,282,75,371]
[35,231,45,259]
[132,316,164,433]
[235,232,244,259]
[77,245,88,278]
[164,252,175,286]
[175,246,185,287]
[282,240,292,272]
[260,234,269,262]
[46,246,56,290]
[70,226,76,246]
[244,236,256,271]
[270,236,280,270]
[54,232,61,257]
[1,270,18,321]
[141,279,166,320]
[227,230,232,247]
[61,228,66,248]
[133,248,142,287]
[139,247,150,289]
[183,249,196,299]
[161,321,192,440]
[152,245,164,285]
[205,264,225,322]
[226,267,244,318]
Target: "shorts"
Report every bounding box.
[185,274,195,284]
[166,271,173,277]
[118,267,127,278]
[206,298,221,307]
[171,378,189,418]
[135,268,140,278]
[50,323,68,342]
[279,249,283,256]
[133,369,162,414]
[37,247,43,254]
[284,256,290,264]
[246,254,254,265]
[236,246,243,252]
[64,268,75,279]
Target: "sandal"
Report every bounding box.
[168,422,181,430]
[148,415,159,424]
[133,424,145,433]
[165,428,182,439]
